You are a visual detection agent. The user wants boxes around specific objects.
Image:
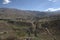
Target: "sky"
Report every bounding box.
[0,0,60,11]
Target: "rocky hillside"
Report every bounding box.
[0,8,60,40]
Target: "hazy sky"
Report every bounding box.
[0,0,60,11]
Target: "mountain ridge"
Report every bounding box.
[0,8,60,20]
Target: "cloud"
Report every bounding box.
[3,0,11,4]
[48,0,57,2]
[45,8,60,11]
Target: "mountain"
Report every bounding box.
[0,8,60,20]
[0,8,60,40]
